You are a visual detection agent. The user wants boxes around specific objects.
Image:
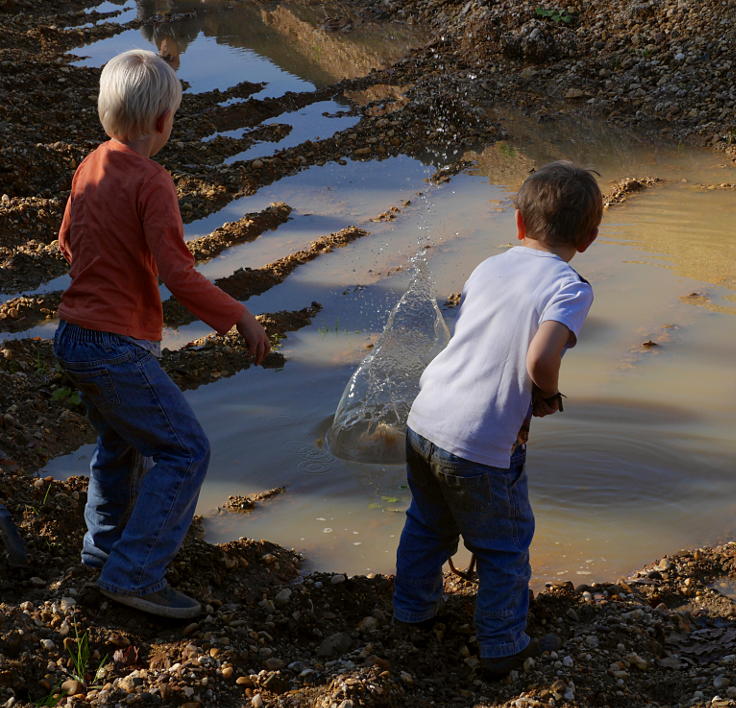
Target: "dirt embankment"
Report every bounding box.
[343,0,736,154]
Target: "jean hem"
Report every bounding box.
[393,609,439,624]
[97,577,168,597]
[479,633,530,659]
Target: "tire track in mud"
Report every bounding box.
[0,202,292,329]
[0,302,321,472]
[163,226,369,328]
[173,81,500,223]
[1,172,666,334]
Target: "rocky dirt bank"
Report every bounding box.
[4,466,736,708]
[2,0,736,707]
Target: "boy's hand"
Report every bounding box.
[236,310,271,365]
[531,385,564,417]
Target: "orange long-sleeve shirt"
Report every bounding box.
[58,140,245,341]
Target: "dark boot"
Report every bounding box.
[480,633,561,682]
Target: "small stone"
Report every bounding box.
[584,635,599,649]
[59,597,76,612]
[221,666,234,680]
[714,676,731,690]
[357,616,378,632]
[628,653,648,671]
[564,88,587,99]
[251,694,264,708]
[274,589,292,605]
[338,701,354,708]
[61,679,84,696]
[40,639,55,650]
[118,674,138,693]
[316,631,352,658]
[258,598,276,613]
[264,657,285,671]
[330,574,347,585]
[236,676,254,687]
[562,655,574,667]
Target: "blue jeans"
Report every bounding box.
[393,428,534,659]
[53,321,210,596]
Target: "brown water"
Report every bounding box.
[42,1,736,587]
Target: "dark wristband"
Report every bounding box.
[543,392,566,412]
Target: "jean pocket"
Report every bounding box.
[63,366,120,407]
[437,468,494,513]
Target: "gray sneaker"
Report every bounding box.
[100,586,201,619]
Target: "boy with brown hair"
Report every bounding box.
[54,49,270,618]
[393,161,602,679]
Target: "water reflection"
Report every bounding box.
[130,0,426,89]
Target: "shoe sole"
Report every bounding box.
[99,588,201,619]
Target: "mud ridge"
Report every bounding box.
[163,226,367,328]
[0,202,293,326]
[603,176,663,208]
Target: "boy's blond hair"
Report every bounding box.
[514,161,602,248]
[98,49,182,140]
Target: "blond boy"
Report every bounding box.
[54,50,269,618]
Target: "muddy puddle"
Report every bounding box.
[37,0,736,588]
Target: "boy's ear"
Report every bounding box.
[154,110,170,134]
[577,228,598,253]
[515,209,527,241]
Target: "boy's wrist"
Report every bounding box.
[541,391,566,412]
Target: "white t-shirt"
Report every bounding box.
[407,246,593,468]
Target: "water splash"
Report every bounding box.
[327,254,450,463]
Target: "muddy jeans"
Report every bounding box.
[393,428,534,658]
[53,321,210,596]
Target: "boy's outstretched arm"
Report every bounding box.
[526,320,574,417]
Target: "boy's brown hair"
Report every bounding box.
[514,161,602,248]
